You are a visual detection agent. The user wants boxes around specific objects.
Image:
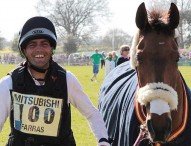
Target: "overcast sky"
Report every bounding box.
[0,0,155,41]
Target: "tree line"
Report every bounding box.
[0,0,191,53]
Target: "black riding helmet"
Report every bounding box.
[18,16,57,57]
[18,16,57,73]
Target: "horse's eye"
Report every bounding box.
[136,55,143,64]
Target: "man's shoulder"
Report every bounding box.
[8,62,26,76]
[0,75,12,87]
[51,61,67,79]
[90,54,95,57]
[0,75,12,82]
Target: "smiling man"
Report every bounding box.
[0,16,111,146]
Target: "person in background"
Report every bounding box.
[117,45,130,66]
[90,49,103,82]
[0,16,111,146]
[112,51,118,67]
[105,52,115,76]
[101,51,106,69]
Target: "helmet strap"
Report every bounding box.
[27,57,52,73]
[29,63,47,73]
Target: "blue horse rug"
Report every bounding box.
[98,61,191,146]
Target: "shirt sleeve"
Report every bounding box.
[0,75,12,132]
[66,71,109,141]
[90,54,94,59]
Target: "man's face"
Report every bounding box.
[23,38,53,69]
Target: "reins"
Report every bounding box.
[133,124,150,146]
[134,68,147,146]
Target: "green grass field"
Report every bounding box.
[0,64,191,146]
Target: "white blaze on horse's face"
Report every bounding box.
[138,82,178,115]
[150,99,170,115]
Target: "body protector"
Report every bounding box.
[7,61,76,146]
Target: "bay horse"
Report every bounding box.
[98,2,191,146]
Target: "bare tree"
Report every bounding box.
[63,34,77,55]
[11,33,19,52]
[0,31,6,50]
[151,0,191,48]
[102,28,132,50]
[36,0,110,53]
[178,0,191,48]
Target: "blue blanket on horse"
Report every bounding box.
[98,61,191,146]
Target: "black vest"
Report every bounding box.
[7,61,76,146]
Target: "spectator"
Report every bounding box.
[90,48,103,82]
[105,52,115,76]
[101,51,106,69]
[117,45,130,66]
[112,51,118,67]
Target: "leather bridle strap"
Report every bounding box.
[133,125,148,146]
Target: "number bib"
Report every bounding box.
[11,91,63,137]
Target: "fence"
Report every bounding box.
[0,54,24,64]
[1,54,191,66]
[178,58,191,66]
[0,54,92,66]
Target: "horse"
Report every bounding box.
[98,2,191,146]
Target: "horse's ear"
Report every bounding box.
[168,3,179,29]
[136,2,149,30]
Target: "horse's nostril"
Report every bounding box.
[164,118,172,138]
[147,116,172,143]
[147,120,155,141]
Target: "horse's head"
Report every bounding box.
[131,2,180,143]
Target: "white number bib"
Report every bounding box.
[11,91,63,137]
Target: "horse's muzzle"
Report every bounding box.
[147,114,172,143]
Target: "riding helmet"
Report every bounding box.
[18,16,57,57]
